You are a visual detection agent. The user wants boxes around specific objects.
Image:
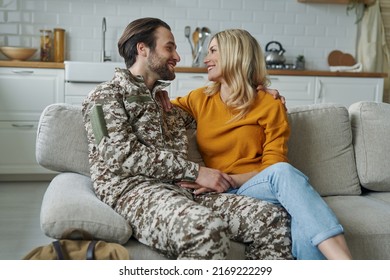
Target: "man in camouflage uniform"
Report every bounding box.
[82,17,292,259]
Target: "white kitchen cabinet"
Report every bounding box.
[169,73,209,98]
[315,77,383,108]
[0,67,64,175]
[0,68,64,121]
[65,82,98,105]
[170,73,384,110]
[0,122,44,174]
[171,73,318,108]
[269,76,316,108]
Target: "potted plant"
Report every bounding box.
[295,55,305,70]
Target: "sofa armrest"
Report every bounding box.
[40,172,132,244]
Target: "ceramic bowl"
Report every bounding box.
[0,46,37,61]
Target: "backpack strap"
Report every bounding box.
[86,240,98,260]
[52,241,65,260]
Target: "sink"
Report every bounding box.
[64,61,125,82]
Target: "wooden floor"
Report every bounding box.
[0,181,53,260]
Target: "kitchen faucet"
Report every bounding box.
[101,17,111,62]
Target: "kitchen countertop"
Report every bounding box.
[0,60,387,78]
[0,60,65,69]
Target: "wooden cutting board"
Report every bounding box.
[328,50,356,66]
[328,50,343,66]
[339,53,356,66]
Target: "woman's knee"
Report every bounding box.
[267,162,308,181]
[268,162,294,173]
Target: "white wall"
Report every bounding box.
[0,0,359,70]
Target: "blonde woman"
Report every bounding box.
[170,29,352,260]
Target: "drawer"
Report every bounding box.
[269,75,316,106]
[0,68,64,121]
[0,121,54,174]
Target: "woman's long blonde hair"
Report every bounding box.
[204,29,269,121]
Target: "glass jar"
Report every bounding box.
[53,28,65,62]
[40,29,52,62]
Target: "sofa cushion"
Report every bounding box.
[365,192,390,204]
[287,104,361,196]
[123,237,246,260]
[40,172,132,244]
[36,103,90,176]
[324,195,390,260]
[349,101,390,191]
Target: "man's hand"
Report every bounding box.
[178,166,235,195]
[257,85,287,111]
[155,90,173,111]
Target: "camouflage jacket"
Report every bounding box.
[82,68,199,207]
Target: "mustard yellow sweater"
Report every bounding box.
[172,87,290,174]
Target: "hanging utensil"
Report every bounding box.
[184,26,194,58]
[201,27,211,40]
[192,27,200,59]
[193,27,211,67]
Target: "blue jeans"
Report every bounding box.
[228,162,344,260]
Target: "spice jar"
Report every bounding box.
[40,29,52,62]
[53,28,65,62]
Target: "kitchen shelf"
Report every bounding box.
[297,0,375,4]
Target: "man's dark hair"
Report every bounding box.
[118,17,171,68]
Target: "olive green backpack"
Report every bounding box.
[23,229,130,260]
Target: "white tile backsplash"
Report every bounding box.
[0,0,360,70]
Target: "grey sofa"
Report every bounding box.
[36,101,390,260]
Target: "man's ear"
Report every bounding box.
[137,42,148,57]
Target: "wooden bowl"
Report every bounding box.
[0,46,37,61]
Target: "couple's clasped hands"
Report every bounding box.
[178,167,259,195]
[177,166,235,195]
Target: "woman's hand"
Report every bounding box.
[155,90,173,111]
[257,85,287,111]
[229,172,258,188]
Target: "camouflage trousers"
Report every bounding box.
[114,182,293,260]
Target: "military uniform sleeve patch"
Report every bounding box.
[91,104,108,144]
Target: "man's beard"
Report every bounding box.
[148,51,175,81]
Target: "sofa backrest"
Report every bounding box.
[36,103,206,177]
[349,101,390,192]
[36,102,362,197]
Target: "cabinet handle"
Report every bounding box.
[11,124,35,128]
[317,79,323,100]
[190,75,206,79]
[12,70,34,74]
[269,77,279,81]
